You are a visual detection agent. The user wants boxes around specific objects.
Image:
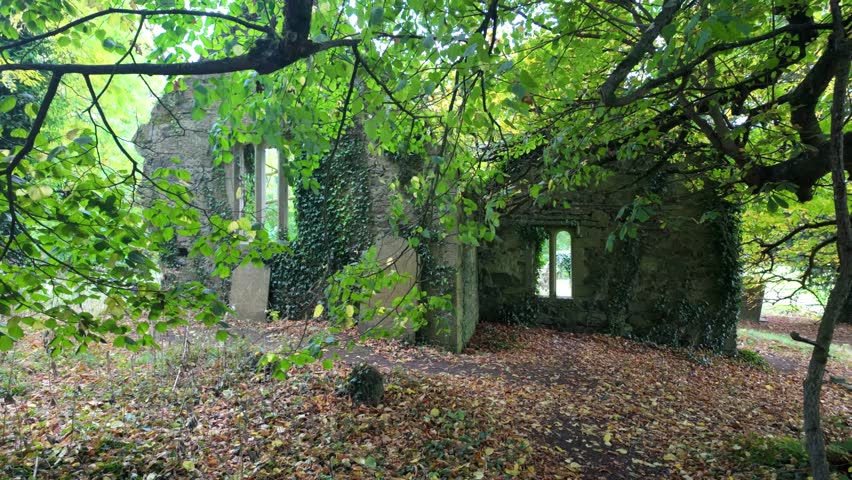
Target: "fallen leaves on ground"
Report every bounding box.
[0,319,848,479]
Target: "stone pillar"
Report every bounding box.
[254,145,265,224]
[277,152,288,238]
[548,229,557,298]
[739,284,765,322]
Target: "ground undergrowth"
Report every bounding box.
[0,318,848,479]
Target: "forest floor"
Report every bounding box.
[0,316,849,480]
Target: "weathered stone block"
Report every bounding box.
[358,235,418,340]
[229,263,271,322]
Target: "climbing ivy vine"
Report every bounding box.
[269,130,372,319]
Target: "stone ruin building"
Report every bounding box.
[134,79,741,354]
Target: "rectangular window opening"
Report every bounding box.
[233,145,298,241]
[263,147,280,237]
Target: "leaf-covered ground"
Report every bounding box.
[0,318,849,479]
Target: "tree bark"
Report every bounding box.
[799,2,851,478]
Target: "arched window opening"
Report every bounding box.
[555,230,572,297]
[536,230,572,298]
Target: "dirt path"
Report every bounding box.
[739,315,852,378]
[330,335,671,479]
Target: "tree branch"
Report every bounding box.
[757,219,837,254]
[601,21,830,108]
[0,8,272,53]
[788,40,836,147]
[801,235,839,287]
[0,38,360,76]
[791,331,821,348]
[2,73,62,175]
[600,0,684,106]
[284,0,313,43]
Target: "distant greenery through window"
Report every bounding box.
[536,230,572,298]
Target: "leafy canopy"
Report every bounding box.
[0,0,849,353]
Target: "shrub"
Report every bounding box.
[735,348,771,371]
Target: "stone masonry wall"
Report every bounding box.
[133,79,233,296]
[478,174,739,352]
[368,152,479,352]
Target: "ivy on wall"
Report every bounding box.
[268,131,372,319]
[604,237,642,337]
[645,201,742,354]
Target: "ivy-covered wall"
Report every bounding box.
[268,130,372,319]
[137,81,739,354]
[478,173,741,354]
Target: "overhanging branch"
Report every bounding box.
[0,8,272,53]
[599,0,684,107]
[0,38,360,76]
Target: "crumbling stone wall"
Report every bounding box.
[136,80,738,354]
[478,173,740,353]
[365,151,479,352]
[133,79,232,295]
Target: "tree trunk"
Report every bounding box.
[802,275,850,479]
[841,292,852,324]
[800,3,850,479]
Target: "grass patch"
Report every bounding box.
[732,434,852,479]
[738,328,852,363]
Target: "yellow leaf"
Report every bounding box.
[765,384,774,390]
[663,453,678,462]
[182,460,196,471]
[603,433,613,446]
[484,447,494,456]
[504,463,520,476]
[617,448,628,454]
[345,305,355,318]
[27,185,53,201]
[430,408,440,417]
[237,217,252,231]
[227,221,240,233]
[313,304,324,318]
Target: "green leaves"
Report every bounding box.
[369,7,384,27]
[766,193,790,213]
[0,334,13,351]
[0,96,16,114]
